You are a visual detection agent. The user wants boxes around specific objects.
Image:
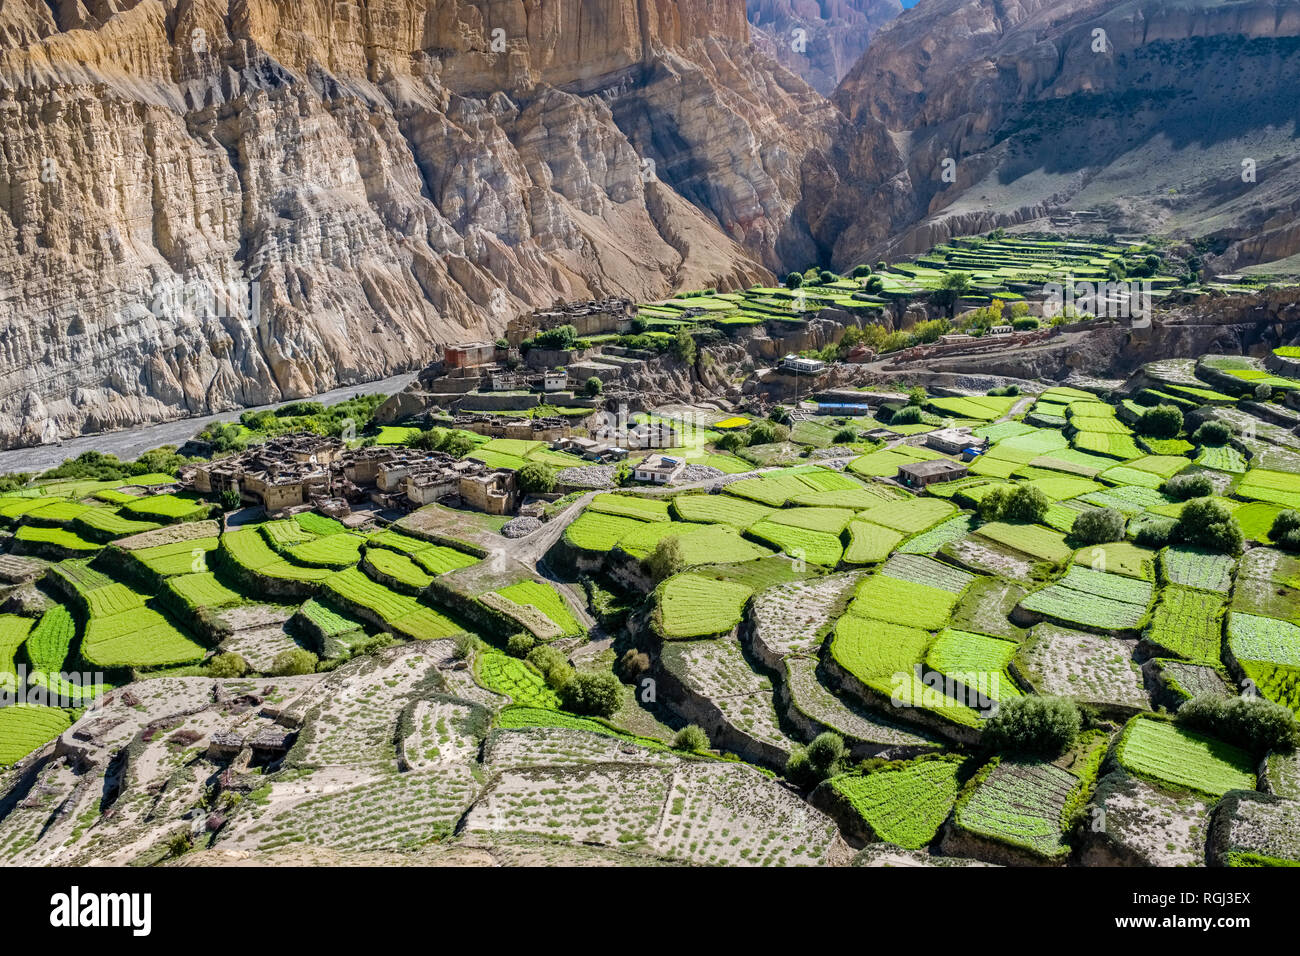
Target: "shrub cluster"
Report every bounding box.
[1177,694,1299,755]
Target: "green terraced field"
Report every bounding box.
[746,520,843,566]
[671,494,776,528]
[587,494,672,522]
[848,574,960,630]
[843,521,904,565]
[1116,717,1255,798]
[494,581,581,635]
[364,548,434,589]
[827,756,967,849]
[657,574,752,639]
[0,707,73,765]
[953,759,1079,861]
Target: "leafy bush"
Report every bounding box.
[1177,694,1299,755]
[1174,497,1243,555]
[646,537,686,583]
[907,385,927,407]
[271,648,318,676]
[786,272,803,289]
[453,632,480,660]
[978,484,1049,524]
[1138,404,1183,439]
[987,384,1021,396]
[516,461,556,494]
[525,645,570,689]
[672,328,697,365]
[506,632,536,658]
[1255,383,1273,401]
[1135,517,1177,548]
[218,489,242,512]
[1011,317,1039,331]
[441,433,476,458]
[558,671,623,717]
[617,649,650,679]
[851,264,872,278]
[533,325,578,350]
[584,376,603,397]
[747,421,789,445]
[818,270,836,285]
[1072,507,1125,544]
[888,405,925,426]
[983,695,1081,756]
[1162,473,1214,500]
[673,724,710,751]
[207,652,247,678]
[1192,420,1231,446]
[864,275,884,293]
[806,732,845,774]
[785,732,847,788]
[833,427,858,444]
[1270,510,1300,551]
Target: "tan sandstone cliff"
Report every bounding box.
[0,0,835,448]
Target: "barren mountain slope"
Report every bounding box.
[805,0,1300,268]
[0,0,835,448]
[747,0,903,94]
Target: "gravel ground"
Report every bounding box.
[555,464,617,489]
[501,516,543,538]
[812,446,855,460]
[676,465,725,482]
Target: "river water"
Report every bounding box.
[0,372,418,476]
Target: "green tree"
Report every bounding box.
[932,271,973,317]
[1138,404,1183,439]
[907,385,927,407]
[983,696,1081,756]
[979,484,1048,524]
[647,536,686,582]
[584,376,603,397]
[673,725,710,752]
[1271,510,1300,551]
[672,328,697,365]
[526,645,570,689]
[558,671,623,717]
[506,633,536,658]
[1192,420,1232,446]
[272,649,319,676]
[1162,473,1214,501]
[1071,507,1124,544]
[207,653,247,678]
[218,489,242,512]
[440,432,476,458]
[516,462,556,494]
[785,272,804,289]
[1174,497,1243,554]
[851,264,873,278]
[534,325,578,349]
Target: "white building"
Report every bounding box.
[633,454,686,484]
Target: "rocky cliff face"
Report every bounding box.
[805,0,1300,268]
[0,0,835,448]
[747,0,902,94]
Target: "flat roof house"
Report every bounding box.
[897,459,968,488]
[779,354,826,375]
[634,454,685,484]
[927,427,988,456]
